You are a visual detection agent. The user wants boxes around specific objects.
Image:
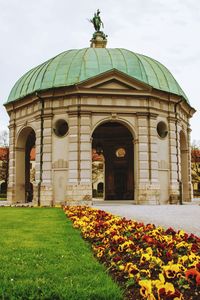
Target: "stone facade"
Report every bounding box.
[5,70,195,206]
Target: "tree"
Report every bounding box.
[0,130,9,147]
[0,130,9,195]
[191,140,200,196]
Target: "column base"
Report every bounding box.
[7,185,16,203]
[136,183,160,205]
[39,184,54,206]
[65,183,92,205]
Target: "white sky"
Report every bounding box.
[0,0,199,141]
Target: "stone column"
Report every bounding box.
[66,108,92,205]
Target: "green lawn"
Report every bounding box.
[0,207,123,300]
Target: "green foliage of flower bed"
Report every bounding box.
[64,206,200,300]
[0,207,123,300]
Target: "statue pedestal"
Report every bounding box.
[90,32,107,48]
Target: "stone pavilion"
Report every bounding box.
[4,11,195,206]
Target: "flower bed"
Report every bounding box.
[63,206,200,300]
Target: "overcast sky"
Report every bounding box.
[0,0,199,141]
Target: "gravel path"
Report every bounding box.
[93,204,200,236]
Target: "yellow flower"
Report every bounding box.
[163,264,182,278]
[153,273,176,300]
[97,250,103,258]
[118,240,134,252]
[140,253,151,264]
[123,263,139,277]
[146,247,153,256]
[189,252,197,262]
[139,280,156,300]
[149,256,163,269]
[177,230,185,238]
[178,255,188,265]
[119,265,125,271]
[112,235,121,242]
[138,269,151,278]
[163,235,173,243]
[176,241,189,249]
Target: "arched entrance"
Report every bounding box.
[92,122,134,200]
[16,127,36,203]
[180,130,189,201]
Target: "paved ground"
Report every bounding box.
[1,199,199,236]
[93,200,200,236]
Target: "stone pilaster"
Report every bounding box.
[66,110,92,205]
[7,120,16,203]
[168,116,179,203]
[40,112,53,206]
[34,107,53,206]
[34,117,42,205]
[149,114,159,188]
[136,113,159,204]
[187,126,193,201]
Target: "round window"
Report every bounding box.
[54,119,69,137]
[157,121,168,139]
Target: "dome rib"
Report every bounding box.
[7,47,188,103]
[137,54,162,89]
[147,56,171,92]
[63,49,83,86]
[40,52,66,90]
[9,69,33,101]
[93,48,101,73]
[29,61,49,92]
[33,59,53,92]
[51,51,71,88]
[117,49,128,73]
[21,59,52,97]
[131,52,149,83]
[105,48,114,69]
[78,48,89,82]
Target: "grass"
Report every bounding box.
[0,207,123,300]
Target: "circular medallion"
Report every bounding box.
[116,147,126,158]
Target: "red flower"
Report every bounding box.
[185,268,200,286]
[196,263,200,271]
[166,227,176,235]
[142,235,155,244]
[191,243,199,253]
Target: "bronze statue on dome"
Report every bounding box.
[90,9,104,32]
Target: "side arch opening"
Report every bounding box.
[16,127,36,203]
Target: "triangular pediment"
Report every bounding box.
[94,79,133,90]
[77,69,151,92]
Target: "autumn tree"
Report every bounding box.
[0,130,9,195]
[191,140,200,196]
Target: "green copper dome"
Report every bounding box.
[7,48,188,103]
